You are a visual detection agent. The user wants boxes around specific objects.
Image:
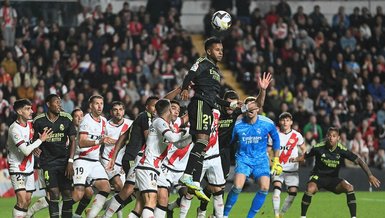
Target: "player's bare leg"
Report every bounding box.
[13,190,33,218]
[155,187,169,217]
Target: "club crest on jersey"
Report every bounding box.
[60,124,65,131]
[289,138,296,144]
[336,154,340,159]
[256,128,261,135]
[13,133,20,141]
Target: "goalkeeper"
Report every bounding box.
[224,98,281,218]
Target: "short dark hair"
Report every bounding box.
[71,108,82,117]
[244,96,256,104]
[223,90,239,100]
[145,96,160,106]
[279,112,293,120]
[88,95,103,104]
[14,99,32,111]
[155,99,171,116]
[45,94,60,103]
[170,100,180,107]
[111,101,125,109]
[327,127,340,135]
[204,37,222,51]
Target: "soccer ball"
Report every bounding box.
[211,10,232,31]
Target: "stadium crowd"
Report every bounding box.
[0,0,384,172]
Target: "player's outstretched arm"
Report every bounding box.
[106,130,129,170]
[18,128,52,156]
[355,157,381,188]
[164,86,182,100]
[255,72,272,108]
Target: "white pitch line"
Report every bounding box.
[360,198,385,202]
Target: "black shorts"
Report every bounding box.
[308,175,343,193]
[188,99,213,135]
[220,148,231,179]
[43,168,72,191]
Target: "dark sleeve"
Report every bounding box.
[32,120,39,140]
[304,147,316,158]
[68,119,77,136]
[215,96,231,107]
[139,114,150,131]
[181,69,198,90]
[340,148,358,162]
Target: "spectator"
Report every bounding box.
[374,149,385,169]
[309,5,325,29]
[303,114,323,142]
[292,6,308,30]
[1,51,17,77]
[276,0,291,22]
[16,79,35,100]
[0,122,7,155]
[332,6,350,29]
[367,75,385,105]
[350,131,370,164]
[0,0,17,47]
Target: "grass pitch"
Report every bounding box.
[1,191,383,217]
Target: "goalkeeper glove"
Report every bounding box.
[270,157,283,176]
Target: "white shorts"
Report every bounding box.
[101,158,122,180]
[73,159,108,186]
[135,167,159,192]
[10,172,35,192]
[157,168,171,189]
[160,165,184,189]
[272,172,299,188]
[201,155,226,186]
[37,169,46,190]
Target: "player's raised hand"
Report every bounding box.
[258,72,272,90]
[39,128,53,142]
[180,89,189,101]
[369,175,381,188]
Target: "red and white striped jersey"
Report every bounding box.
[102,118,133,165]
[75,113,107,161]
[278,129,304,171]
[204,109,220,157]
[7,121,35,174]
[139,117,190,171]
[163,117,192,171]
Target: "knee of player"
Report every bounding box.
[344,183,354,192]
[231,185,243,194]
[48,189,61,200]
[306,184,318,194]
[17,198,29,209]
